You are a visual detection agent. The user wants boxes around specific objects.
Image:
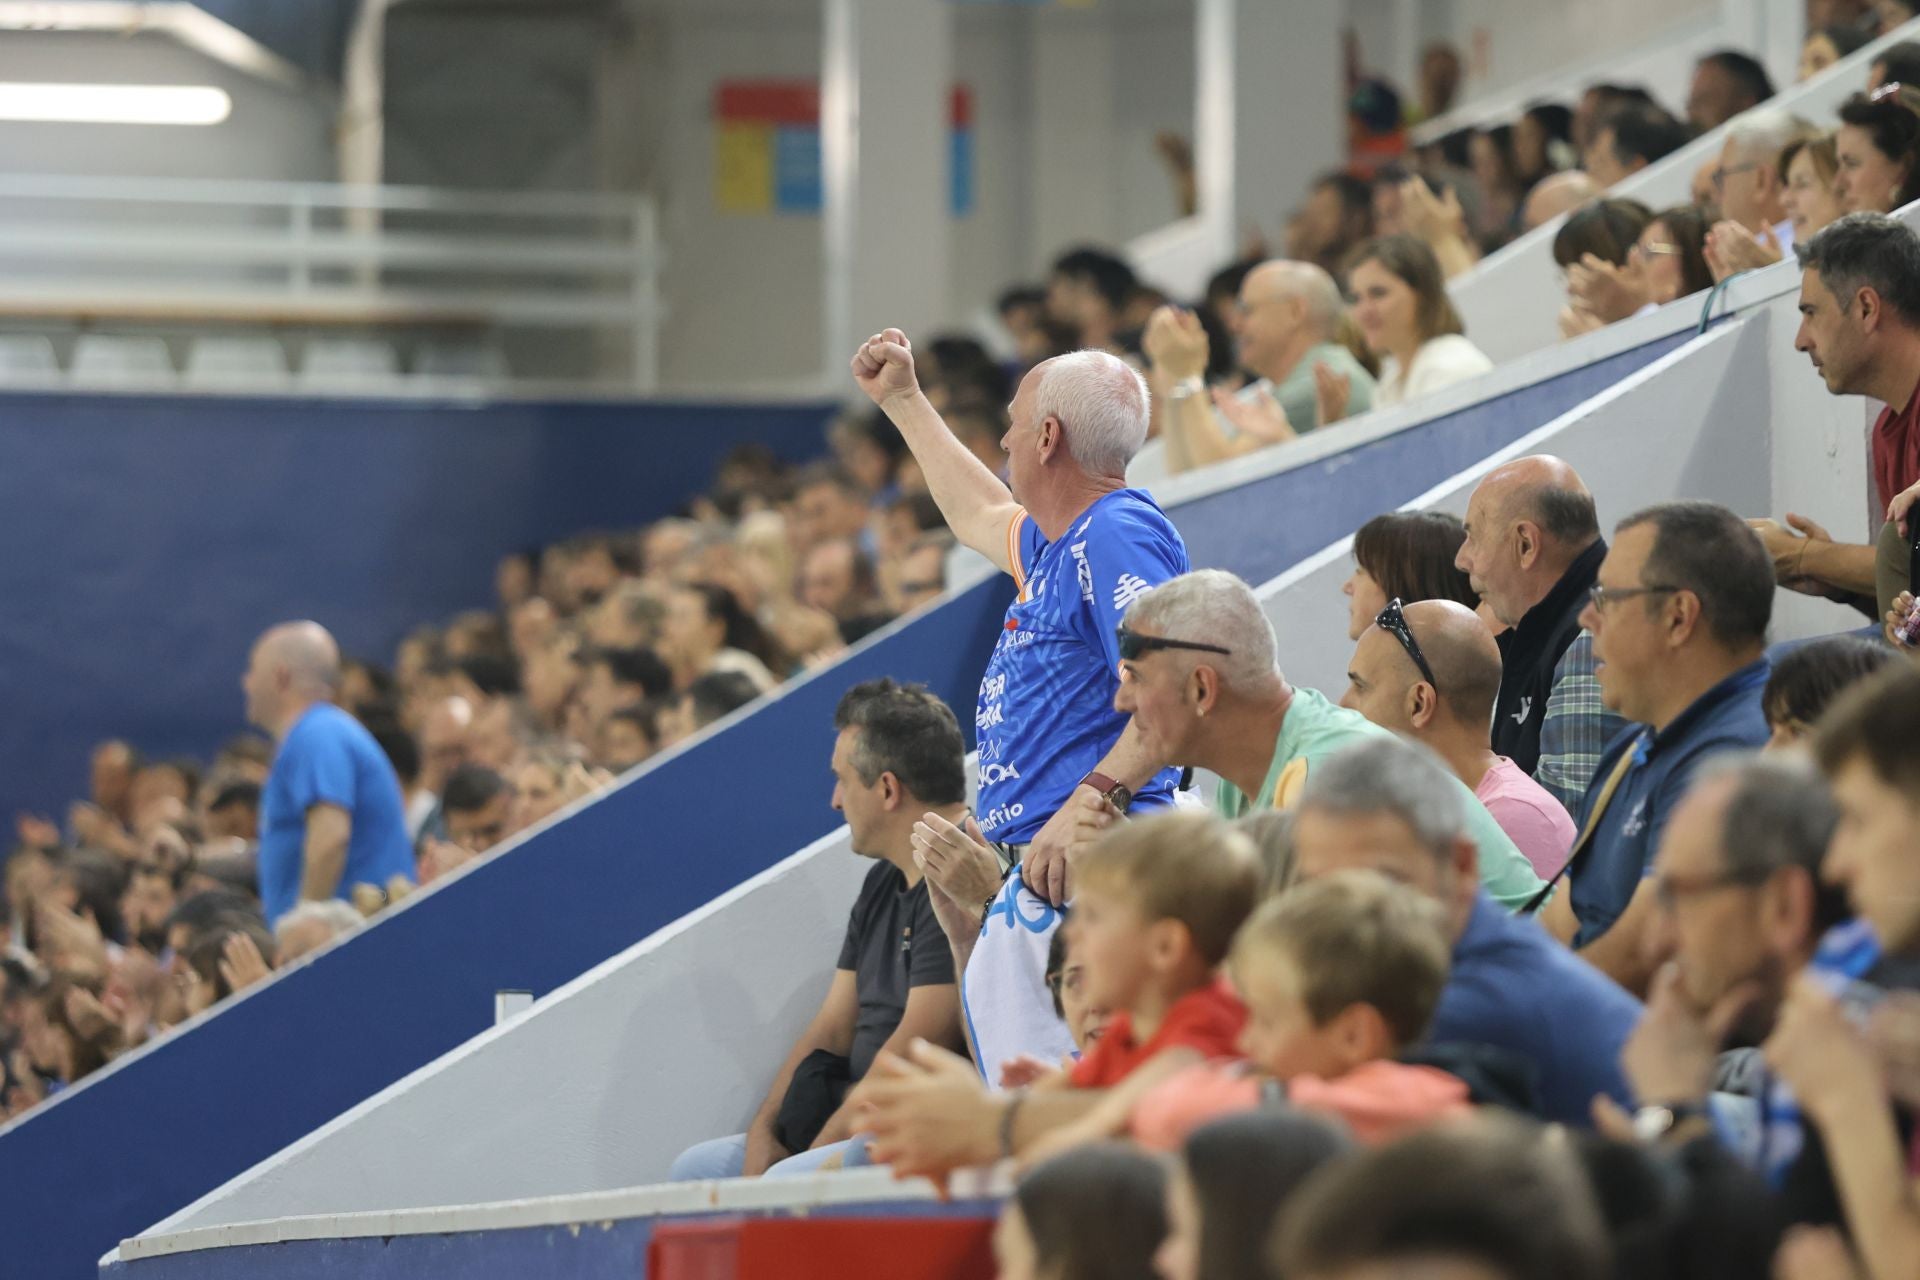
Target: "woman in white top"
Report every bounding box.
[1329,234,1492,418]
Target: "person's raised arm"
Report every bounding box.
[743,968,859,1175]
[851,329,1023,574]
[299,804,352,909]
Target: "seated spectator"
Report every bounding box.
[1568,204,1713,333]
[1342,510,1478,641]
[1130,872,1470,1152]
[889,532,952,614]
[1835,87,1920,214]
[1001,919,1112,1091]
[1457,456,1626,811]
[1288,737,1640,1126]
[409,694,472,840]
[1146,259,1377,471]
[1152,1109,1351,1280]
[1046,246,1137,353]
[1514,103,1576,190]
[655,671,764,752]
[828,410,906,502]
[1390,173,1484,279]
[1585,102,1691,189]
[657,584,784,692]
[1762,635,1895,749]
[596,704,656,773]
[273,898,364,965]
[992,1144,1167,1280]
[859,812,1256,1175]
[1780,134,1848,248]
[1289,172,1374,277]
[1554,198,1652,276]
[513,752,591,830]
[1608,756,1846,1175]
[243,621,415,926]
[1870,37,1920,90]
[1337,235,1493,417]
[1761,214,1920,616]
[1705,112,1822,278]
[119,860,179,955]
[667,679,962,1179]
[788,462,872,556]
[1343,599,1576,879]
[1271,1118,1610,1280]
[1523,170,1600,231]
[798,537,891,640]
[203,779,259,845]
[1469,125,1526,247]
[1541,502,1774,995]
[575,647,672,740]
[1106,569,1542,909]
[441,764,515,856]
[1687,50,1776,133]
[180,916,276,1016]
[1878,0,1920,34]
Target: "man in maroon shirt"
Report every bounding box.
[1754,213,1920,615]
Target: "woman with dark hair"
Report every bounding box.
[1514,102,1576,186]
[1835,86,1920,213]
[1336,235,1492,417]
[1801,22,1875,80]
[1634,205,1714,305]
[1552,198,1654,271]
[1154,1108,1354,1280]
[657,583,788,690]
[992,1143,1167,1280]
[1469,124,1525,247]
[1763,635,1896,748]
[1343,510,1478,639]
[1782,134,1847,242]
[1555,199,1656,336]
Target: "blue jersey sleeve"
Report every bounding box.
[281,720,357,815]
[1066,506,1190,672]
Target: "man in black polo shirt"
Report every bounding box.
[667,678,964,1181]
[1455,455,1627,814]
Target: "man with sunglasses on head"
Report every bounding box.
[1536,502,1774,998]
[1342,598,1577,881]
[1111,569,1544,912]
[851,328,1188,1084]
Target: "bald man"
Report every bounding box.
[1454,457,1628,813]
[1144,259,1378,472]
[1341,599,1577,880]
[1521,171,1598,232]
[245,621,414,924]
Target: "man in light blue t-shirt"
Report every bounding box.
[244,621,414,924]
[1146,258,1377,473]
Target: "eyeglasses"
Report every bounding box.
[1588,583,1684,611]
[1116,625,1232,661]
[1654,867,1771,911]
[1711,162,1761,190]
[1629,240,1681,262]
[1375,598,1439,692]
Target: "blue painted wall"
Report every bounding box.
[1,335,1685,1280]
[0,392,836,821]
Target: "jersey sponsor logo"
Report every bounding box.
[979,761,1021,785]
[979,865,1058,937]
[977,702,1005,730]
[981,672,1008,701]
[1511,696,1533,725]
[1112,573,1153,612]
[1620,797,1649,839]
[981,800,1026,831]
[1029,572,1048,599]
[1070,540,1093,603]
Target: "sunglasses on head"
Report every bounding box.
[1375,598,1439,692]
[1115,625,1233,662]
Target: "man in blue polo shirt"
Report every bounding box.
[1290,735,1640,1127]
[851,328,1187,1082]
[1539,502,1774,997]
[244,620,414,924]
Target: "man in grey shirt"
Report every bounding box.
[1146,259,1377,473]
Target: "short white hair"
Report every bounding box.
[275,899,363,943]
[1121,569,1279,691]
[1034,350,1150,478]
[1269,260,1345,338]
[1725,109,1815,164]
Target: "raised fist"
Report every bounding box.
[850,328,921,408]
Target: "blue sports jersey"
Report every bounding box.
[974,488,1189,843]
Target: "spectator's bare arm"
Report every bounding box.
[298,803,352,910]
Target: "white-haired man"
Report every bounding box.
[1143,259,1377,472]
[1111,569,1544,910]
[244,621,414,925]
[1705,111,1817,276]
[852,328,1189,1082]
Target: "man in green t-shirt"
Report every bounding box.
[1083,568,1545,913]
[1144,259,1377,474]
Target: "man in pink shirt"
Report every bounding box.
[1341,598,1576,879]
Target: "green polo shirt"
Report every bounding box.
[1248,342,1378,433]
[1215,687,1546,912]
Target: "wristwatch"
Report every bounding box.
[1080,771,1134,812]
[1166,374,1205,401]
[1631,1102,1705,1142]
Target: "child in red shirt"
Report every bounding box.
[1131,871,1471,1151]
[1011,811,1259,1163]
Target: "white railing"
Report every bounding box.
[0,174,662,392]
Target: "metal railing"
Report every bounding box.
[0,173,662,392]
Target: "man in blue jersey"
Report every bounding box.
[852,328,1188,1082]
[244,621,415,924]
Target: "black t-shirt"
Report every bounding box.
[836,861,955,1081]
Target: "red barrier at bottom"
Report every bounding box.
[648,1214,996,1280]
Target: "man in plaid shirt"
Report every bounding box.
[1455,456,1627,813]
